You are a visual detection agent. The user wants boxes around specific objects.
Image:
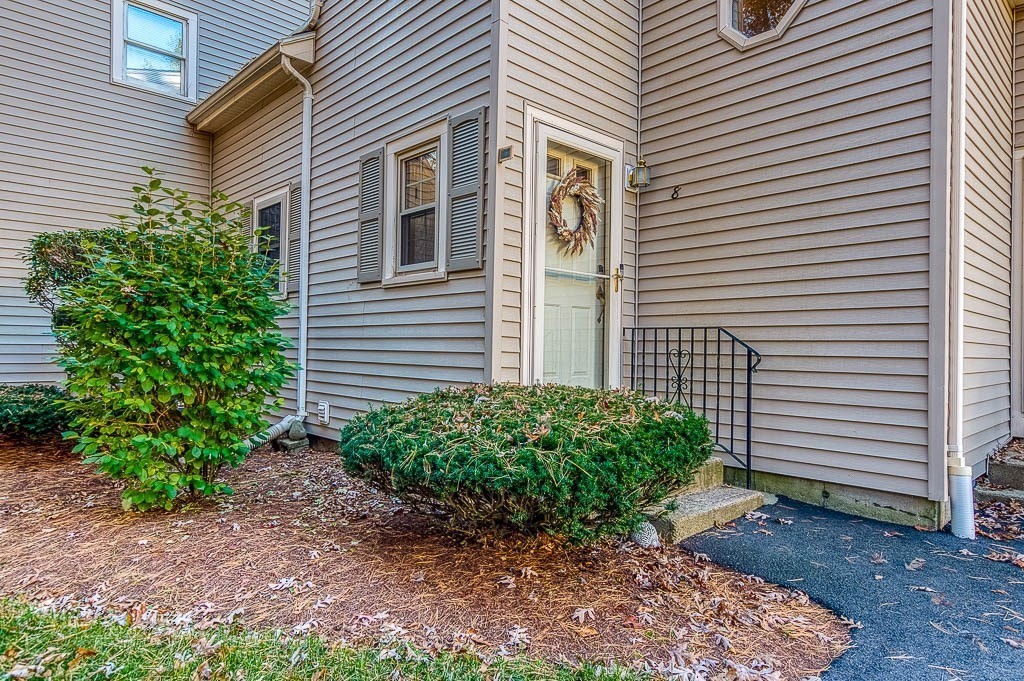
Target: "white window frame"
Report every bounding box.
[382,121,450,286]
[111,0,199,102]
[252,187,290,297]
[717,0,807,51]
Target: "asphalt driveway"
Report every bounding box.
[683,498,1024,681]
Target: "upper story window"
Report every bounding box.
[111,0,198,101]
[718,0,807,51]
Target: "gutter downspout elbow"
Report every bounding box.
[299,0,324,32]
[281,55,314,419]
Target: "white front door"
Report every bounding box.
[528,118,624,388]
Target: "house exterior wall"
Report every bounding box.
[962,0,1014,469]
[497,0,640,383]
[210,85,304,413]
[638,0,936,498]
[0,0,308,384]
[1015,7,1024,149]
[298,0,493,438]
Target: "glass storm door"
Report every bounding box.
[532,124,622,389]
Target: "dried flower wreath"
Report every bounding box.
[548,168,603,255]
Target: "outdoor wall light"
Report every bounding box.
[627,158,651,189]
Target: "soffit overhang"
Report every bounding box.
[187,31,314,134]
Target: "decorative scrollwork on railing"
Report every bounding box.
[668,348,691,407]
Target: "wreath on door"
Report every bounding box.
[548,167,603,255]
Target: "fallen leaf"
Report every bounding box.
[572,607,595,624]
[905,557,926,571]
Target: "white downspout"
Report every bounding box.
[948,0,975,539]
[281,55,313,418]
[633,0,642,323]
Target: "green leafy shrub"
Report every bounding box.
[0,384,73,441]
[56,168,295,511]
[340,383,713,544]
[23,228,126,350]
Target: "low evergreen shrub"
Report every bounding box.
[340,383,713,544]
[0,384,72,441]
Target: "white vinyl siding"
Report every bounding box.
[0,0,307,385]
[638,0,935,497]
[963,0,1014,469]
[499,0,640,383]
[300,0,492,437]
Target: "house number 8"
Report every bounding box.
[671,186,680,199]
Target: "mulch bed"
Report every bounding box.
[0,440,849,679]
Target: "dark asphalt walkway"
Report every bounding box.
[683,498,1024,681]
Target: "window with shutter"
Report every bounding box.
[357,149,385,283]
[447,107,485,272]
[251,188,290,297]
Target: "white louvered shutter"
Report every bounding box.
[286,183,302,295]
[357,149,385,283]
[446,107,485,272]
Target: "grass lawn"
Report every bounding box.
[0,597,620,680]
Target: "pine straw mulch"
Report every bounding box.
[0,441,850,679]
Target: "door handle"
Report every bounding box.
[612,266,624,293]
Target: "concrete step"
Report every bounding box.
[647,485,764,544]
[663,457,724,497]
[975,483,1024,505]
[989,458,1024,490]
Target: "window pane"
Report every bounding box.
[402,149,438,210]
[734,0,795,37]
[127,4,184,55]
[125,44,183,93]
[257,202,282,263]
[400,209,436,267]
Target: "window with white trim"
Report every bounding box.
[381,121,450,284]
[718,0,806,51]
[111,0,198,101]
[253,188,290,296]
[356,108,485,285]
[398,145,439,271]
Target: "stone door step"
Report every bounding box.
[975,483,1024,505]
[988,458,1024,490]
[647,485,764,544]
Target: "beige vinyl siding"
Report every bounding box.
[963,0,1014,468]
[0,0,306,384]
[499,0,640,383]
[302,0,492,438]
[1015,9,1024,148]
[211,86,303,413]
[638,0,934,497]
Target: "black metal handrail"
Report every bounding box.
[623,327,762,488]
